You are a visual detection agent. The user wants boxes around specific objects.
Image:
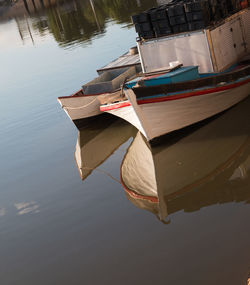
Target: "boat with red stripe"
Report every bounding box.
[99,62,250,143]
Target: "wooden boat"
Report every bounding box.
[121,97,250,221]
[58,7,250,135]
[99,8,250,142]
[74,117,136,180]
[100,61,250,143]
[57,50,141,129]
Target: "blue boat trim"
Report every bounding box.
[135,74,250,101]
[126,63,242,89]
[126,66,200,88]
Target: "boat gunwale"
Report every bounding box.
[58,63,250,101]
[58,88,121,100]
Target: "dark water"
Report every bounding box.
[0,0,250,284]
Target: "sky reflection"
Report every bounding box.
[14,201,40,215]
[0,208,6,217]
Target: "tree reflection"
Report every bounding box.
[45,0,158,46]
[3,0,158,46]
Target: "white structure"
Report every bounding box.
[137,9,250,73]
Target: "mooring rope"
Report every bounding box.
[62,97,98,110]
[81,166,121,184]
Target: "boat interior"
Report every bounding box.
[131,61,250,99]
[82,65,142,95]
[98,54,250,106]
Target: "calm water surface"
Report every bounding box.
[0,0,250,284]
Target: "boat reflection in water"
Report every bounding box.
[121,97,250,222]
[75,117,136,180]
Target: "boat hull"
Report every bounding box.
[101,78,250,142]
[58,94,102,122]
[57,64,142,124]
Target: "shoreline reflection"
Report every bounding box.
[0,0,158,47]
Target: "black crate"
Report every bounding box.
[135,23,141,33]
[208,0,221,21]
[131,12,150,24]
[188,21,206,30]
[131,14,139,24]
[169,14,187,25]
[152,19,171,30]
[153,19,172,36]
[218,1,229,18]
[155,27,173,37]
[184,0,210,12]
[186,11,202,21]
[139,30,155,39]
[226,0,235,12]
[147,8,159,21]
[213,11,222,21]
[185,1,211,22]
[167,3,186,17]
[135,22,153,33]
[229,0,241,12]
[179,23,189,33]
[172,23,189,33]
[186,11,210,24]
[208,0,217,6]
[149,6,169,21]
[209,6,221,21]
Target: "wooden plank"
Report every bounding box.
[205,29,217,72]
[97,52,141,73]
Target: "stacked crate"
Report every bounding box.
[148,6,172,37]
[131,0,248,40]
[226,0,241,13]
[219,0,229,18]
[132,12,154,39]
[184,0,211,31]
[167,3,189,33]
[208,0,219,21]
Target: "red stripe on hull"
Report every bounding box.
[137,77,250,105]
[100,101,131,111]
[121,181,159,203]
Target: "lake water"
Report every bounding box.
[0,0,250,284]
